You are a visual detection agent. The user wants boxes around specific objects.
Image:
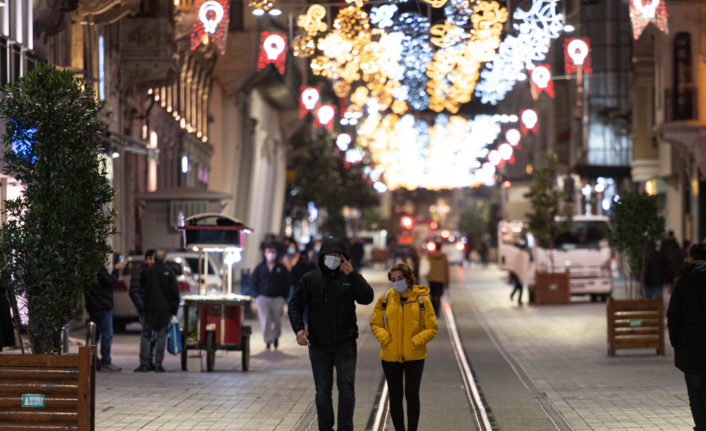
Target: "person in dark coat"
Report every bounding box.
[85,258,125,371]
[349,237,365,271]
[644,244,668,299]
[0,288,15,350]
[252,244,290,349]
[128,249,155,369]
[667,243,706,431]
[661,231,682,285]
[288,238,374,431]
[134,250,179,373]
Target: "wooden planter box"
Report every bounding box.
[534,271,571,304]
[607,297,665,356]
[0,346,97,430]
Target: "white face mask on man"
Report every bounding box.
[323,255,341,270]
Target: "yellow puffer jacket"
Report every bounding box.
[370,285,438,362]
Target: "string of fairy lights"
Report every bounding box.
[239,0,667,190]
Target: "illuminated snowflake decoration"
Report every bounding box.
[393,13,433,110]
[475,0,564,105]
[370,5,398,28]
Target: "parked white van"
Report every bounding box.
[498,215,612,302]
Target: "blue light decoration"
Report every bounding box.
[393,13,433,110]
[444,0,473,26]
[370,5,398,28]
[11,125,36,163]
[98,35,105,101]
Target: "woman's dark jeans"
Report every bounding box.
[686,373,706,431]
[382,359,425,431]
[309,339,357,431]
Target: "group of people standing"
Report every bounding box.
[84,249,180,373]
[644,231,692,299]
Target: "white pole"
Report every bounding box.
[204,251,209,294]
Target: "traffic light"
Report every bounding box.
[401,216,413,230]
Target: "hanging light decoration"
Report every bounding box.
[564,38,592,74]
[475,0,564,105]
[530,64,555,99]
[629,0,668,39]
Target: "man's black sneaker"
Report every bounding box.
[147,363,155,371]
[154,365,166,373]
[266,343,271,350]
[133,365,150,372]
[274,338,279,349]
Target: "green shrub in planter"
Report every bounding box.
[0,63,116,354]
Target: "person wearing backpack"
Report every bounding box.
[370,262,438,431]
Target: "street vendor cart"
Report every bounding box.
[177,213,253,372]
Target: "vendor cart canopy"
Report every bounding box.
[178,213,253,250]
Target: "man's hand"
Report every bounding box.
[340,256,354,275]
[296,330,309,346]
[115,261,126,270]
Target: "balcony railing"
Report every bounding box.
[665,88,698,122]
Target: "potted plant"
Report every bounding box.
[524,153,573,304]
[604,192,666,355]
[0,63,115,428]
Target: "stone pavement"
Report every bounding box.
[74,270,389,431]
[454,264,694,431]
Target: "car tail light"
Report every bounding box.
[113,281,128,292]
[455,242,464,251]
[178,281,191,293]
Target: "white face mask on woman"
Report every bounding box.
[392,280,408,293]
[324,255,341,270]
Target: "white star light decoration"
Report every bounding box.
[371,5,398,28]
[475,0,564,105]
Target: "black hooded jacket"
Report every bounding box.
[288,238,374,347]
[667,260,706,375]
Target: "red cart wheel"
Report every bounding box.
[241,335,250,371]
[206,331,216,372]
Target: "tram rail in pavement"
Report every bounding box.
[369,295,493,431]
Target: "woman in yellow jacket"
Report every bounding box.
[370,262,438,431]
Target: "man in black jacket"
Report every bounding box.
[129,249,155,369]
[252,244,290,349]
[134,250,180,373]
[288,238,374,431]
[668,243,706,431]
[85,259,125,372]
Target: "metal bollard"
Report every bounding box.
[85,321,96,347]
[62,324,70,354]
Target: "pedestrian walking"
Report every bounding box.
[252,244,290,349]
[0,287,15,351]
[407,245,420,284]
[129,249,156,370]
[85,257,125,372]
[288,238,374,431]
[350,237,365,271]
[662,231,681,285]
[370,262,438,431]
[312,239,323,268]
[667,243,706,431]
[644,243,668,299]
[509,275,523,305]
[134,250,179,372]
[427,242,449,316]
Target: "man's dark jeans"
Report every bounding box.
[686,373,706,431]
[309,339,357,431]
[140,314,170,367]
[88,309,113,367]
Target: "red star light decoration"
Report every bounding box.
[299,86,320,118]
[191,0,231,55]
[564,38,592,75]
[258,31,288,74]
[630,0,668,40]
[530,64,555,100]
[520,109,539,136]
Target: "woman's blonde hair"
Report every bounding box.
[388,262,414,288]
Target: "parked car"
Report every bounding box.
[112,252,221,331]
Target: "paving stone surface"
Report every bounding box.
[454,264,694,431]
